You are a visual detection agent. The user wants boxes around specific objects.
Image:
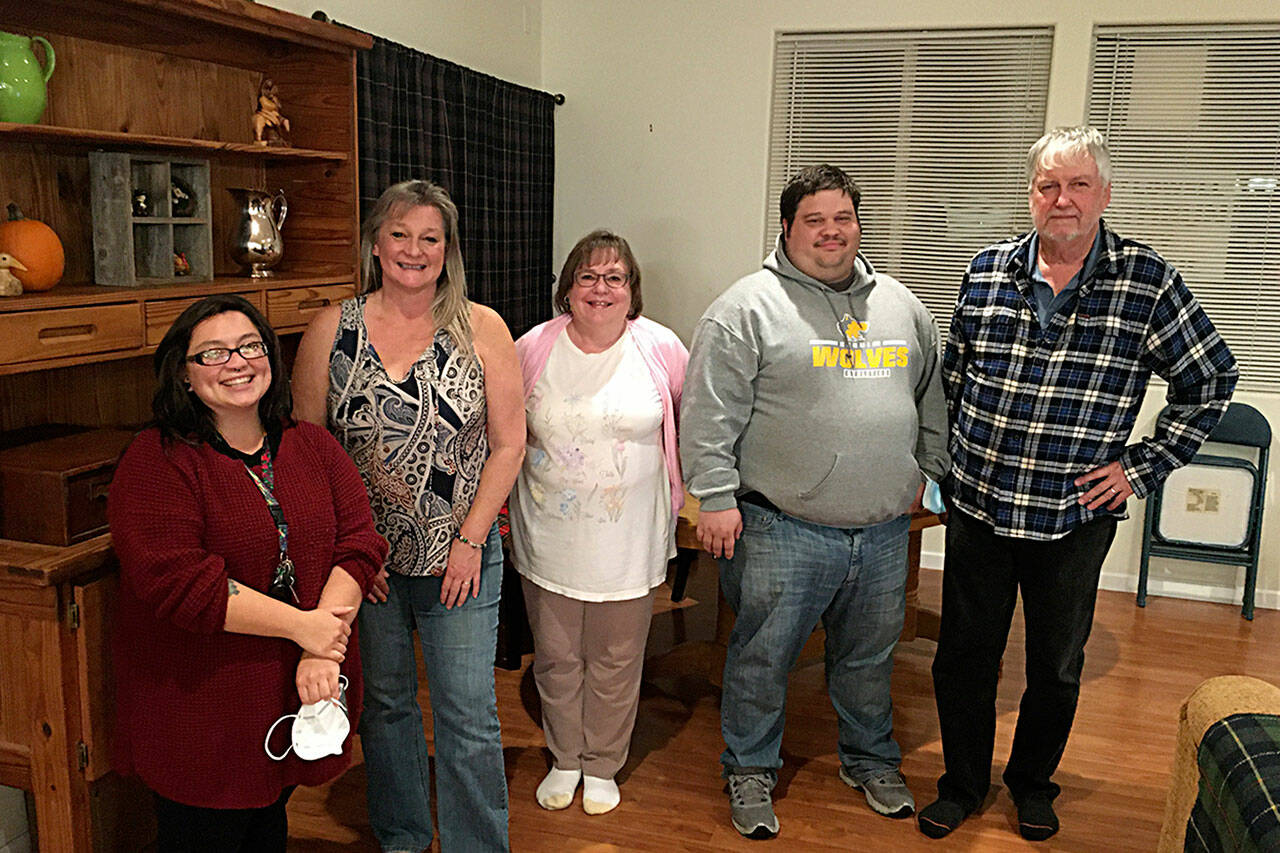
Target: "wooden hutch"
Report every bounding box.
[0,1,369,847]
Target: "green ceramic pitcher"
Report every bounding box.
[0,31,55,124]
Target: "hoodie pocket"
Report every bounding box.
[798,453,841,501]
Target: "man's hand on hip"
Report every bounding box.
[1075,460,1133,510]
[698,508,743,559]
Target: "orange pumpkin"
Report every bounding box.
[0,204,64,291]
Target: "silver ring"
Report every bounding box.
[1109,486,1117,493]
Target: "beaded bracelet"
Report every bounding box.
[455,532,484,550]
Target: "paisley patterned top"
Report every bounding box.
[327,296,488,576]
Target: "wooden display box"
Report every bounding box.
[0,427,135,545]
[89,152,213,286]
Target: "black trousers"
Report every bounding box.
[154,786,295,853]
[931,507,1117,811]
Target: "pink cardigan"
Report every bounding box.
[515,313,689,516]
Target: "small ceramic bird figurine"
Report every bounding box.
[0,253,27,296]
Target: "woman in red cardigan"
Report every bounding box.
[108,294,387,852]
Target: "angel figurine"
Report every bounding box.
[252,78,291,147]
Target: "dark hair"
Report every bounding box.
[553,229,643,320]
[779,164,862,231]
[151,294,291,443]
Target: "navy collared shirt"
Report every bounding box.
[1027,229,1103,329]
[942,221,1237,540]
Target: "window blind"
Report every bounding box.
[767,28,1054,332]
[1088,24,1280,391]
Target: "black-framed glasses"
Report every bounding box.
[186,340,269,366]
[574,271,629,289]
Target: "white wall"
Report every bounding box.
[542,0,1280,611]
[265,0,543,88]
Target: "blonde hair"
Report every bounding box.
[360,180,474,353]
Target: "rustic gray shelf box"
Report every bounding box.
[89,152,213,286]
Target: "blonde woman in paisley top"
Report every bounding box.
[294,180,524,853]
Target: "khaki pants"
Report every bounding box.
[521,578,655,778]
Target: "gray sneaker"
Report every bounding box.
[727,772,780,839]
[839,767,915,818]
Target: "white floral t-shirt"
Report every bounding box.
[510,328,674,601]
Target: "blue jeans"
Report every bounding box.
[720,504,910,783]
[358,523,509,852]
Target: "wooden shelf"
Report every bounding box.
[0,0,372,62]
[0,122,349,161]
[0,531,113,588]
[0,272,354,313]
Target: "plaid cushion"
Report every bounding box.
[1186,713,1280,852]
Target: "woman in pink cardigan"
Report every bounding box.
[509,230,688,815]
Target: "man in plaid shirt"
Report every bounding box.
[917,126,1237,843]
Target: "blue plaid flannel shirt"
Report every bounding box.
[943,221,1238,540]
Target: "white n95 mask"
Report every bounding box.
[264,675,350,761]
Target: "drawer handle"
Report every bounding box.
[90,483,111,501]
[39,324,97,342]
[297,298,331,311]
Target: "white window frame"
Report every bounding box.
[1088,23,1280,391]
[766,27,1054,333]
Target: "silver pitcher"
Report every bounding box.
[229,188,287,277]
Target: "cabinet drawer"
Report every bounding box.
[65,467,115,543]
[145,292,264,346]
[0,303,143,365]
[0,464,114,546]
[266,284,354,331]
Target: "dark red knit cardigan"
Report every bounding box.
[108,421,387,808]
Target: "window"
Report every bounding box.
[1088,24,1280,391]
[767,28,1053,331]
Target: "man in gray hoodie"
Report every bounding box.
[681,164,949,840]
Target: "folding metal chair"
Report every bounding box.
[1137,402,1270,620]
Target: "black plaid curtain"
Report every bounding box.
[355,34,555,338]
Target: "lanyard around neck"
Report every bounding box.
[243,446,289,561]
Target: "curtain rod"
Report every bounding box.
[312,10,566,105]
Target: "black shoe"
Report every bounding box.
[917,798,969,839]
[1016,796,1059,842]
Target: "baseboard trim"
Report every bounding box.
[1099,571,1279,612]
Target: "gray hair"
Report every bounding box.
[1026,126,1112,189]
[360,180,474,352]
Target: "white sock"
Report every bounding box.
[583,774,620,815]
[536,767,581,810]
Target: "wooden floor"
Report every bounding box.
[287,560,1279,851]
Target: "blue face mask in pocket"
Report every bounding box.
[923,478,945,514]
